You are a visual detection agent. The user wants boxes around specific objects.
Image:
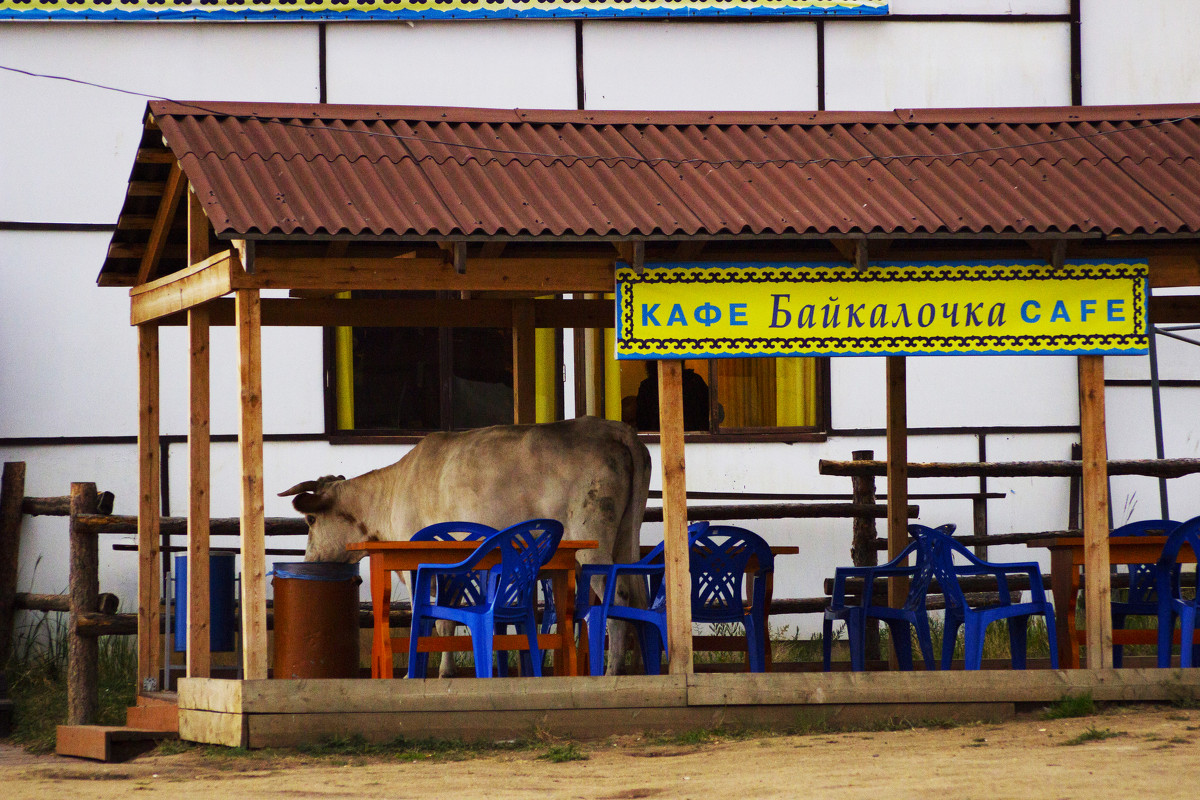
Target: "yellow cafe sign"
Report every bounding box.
[615,260,1149,359]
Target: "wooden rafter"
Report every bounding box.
[135,163,187,285]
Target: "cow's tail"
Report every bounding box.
[605,424,653,675]
[618,425,653,565]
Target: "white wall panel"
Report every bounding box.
[979,432,1075,567]
[825,21,1071,109]
[583,21,818,111]
[0,24,318,224]
[0,231,138,437]
[830,356,886,429]
[890,0,1070,13]
[157,323,324,438]
[909,355,1079,427]
[326,22,576,107]
[1081,0,1200,104]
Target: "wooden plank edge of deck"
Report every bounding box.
[176,668,1200,748]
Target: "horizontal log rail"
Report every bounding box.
[648,490,1004,501]
[77,611,137,637]
[643,502,918,523]
[15,592,118,615]
[75,513,307,537]
[825,573,1044,596]
[871,530,1078,549]
[79,504,919,537]
[820,458,1200,479]
[21,492,113,517]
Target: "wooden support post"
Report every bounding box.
[0,462,26,666]
[237,290,268,680]
[187,305,211,678]
[137,325,162,691]
[974,434,989,559]
[583,295,603,417]
[658,360,693,675]
[512,300,536,424]
[68,482,100,725]
[850,450,880,662]
[1078,355,1113,669]
[885,357,909,616]
[573,327,587,419]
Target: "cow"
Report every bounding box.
[278,416,652,677]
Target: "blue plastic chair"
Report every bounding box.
[409,520,497,606]
[588,524,773,674]
[1109,519,1180,667]
[1155,517,1200,668]
[823,535,937,672]
[910,524,1059,670]
[409,521,507,676]
[407,519,564,679]
[576,521,710,676]
[688,525,775,673]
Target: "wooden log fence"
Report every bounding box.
[9,453,1190,705]
[820,457,1200,479]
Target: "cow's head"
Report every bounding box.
[277,475,362,562]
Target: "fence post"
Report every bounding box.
[68,482,100,726]
[0,462,26,666]
[850,450,880,662]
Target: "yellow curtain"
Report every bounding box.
[535,323,555,423]
[334,291,355,430]
[604,325,622,421]
[716,359,775,427]
[775,357,816,427]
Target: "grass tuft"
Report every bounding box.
[538,742,588,762]
[1060,726,1125,746]
[4,611,137,753]
[1042,692,1096,720]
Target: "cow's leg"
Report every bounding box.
[435,619,458,678]
[605,572,650,676]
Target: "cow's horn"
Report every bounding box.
[278,480,322,497]
[278,475,346,497]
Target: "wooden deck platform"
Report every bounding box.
[179,668,1200,749]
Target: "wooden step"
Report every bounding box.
[126,692,179,732]
[55,725,178,762]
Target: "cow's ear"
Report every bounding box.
[291,491,333,514]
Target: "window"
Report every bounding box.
[615,356,826,434]
[326,292,825,437]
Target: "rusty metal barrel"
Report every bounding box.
[271,562,361,679]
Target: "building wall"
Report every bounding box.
[3,4,1200,635]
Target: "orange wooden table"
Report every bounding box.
[347,539,597,678]
[1031,536,1196,669]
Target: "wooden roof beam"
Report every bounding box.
[438,241,467,274]
[1026,238,1069,269]
[158,296,615,328]
[135,162,186,285]
[248,255,614,293]
[135,148,177,165]
[830,237,868,270]
[130,249,242,325]
[614,239,645,274]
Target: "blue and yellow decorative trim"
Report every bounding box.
[0,0,886,20]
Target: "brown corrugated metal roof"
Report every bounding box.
[101,101,1200,282]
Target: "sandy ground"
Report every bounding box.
[3,705,1199,800]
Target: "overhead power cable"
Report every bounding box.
[3,62,1199,169]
